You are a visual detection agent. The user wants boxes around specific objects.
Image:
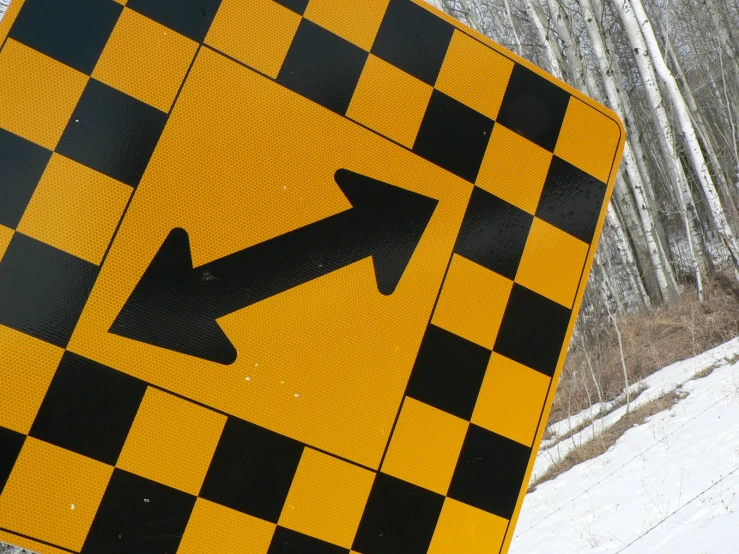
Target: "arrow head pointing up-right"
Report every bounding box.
[334,169,438,295]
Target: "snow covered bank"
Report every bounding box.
[534,338,739,483]
[512,338,739,553]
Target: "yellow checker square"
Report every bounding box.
[347,54,433,148]
[381,397,468,495]
[427,497,508,554]
[0,39,87,150]
[0,224,12,262]
[435,30,514,120]
[305,0,389,50]
[116,387,226,495]
[279,448,375,549]
[0,438,113,552]
[92,8,198,113]
[16,154,131,265]
[0,530,68,554]
[472,353,550,446]
[206,0,301,79]
[0,0,24,44]
[178,498,276,554]
[432,254,512,349]
[555,96,622,183]
[476,123,552,214]
[515,217,589,308]
[0,325,64,435]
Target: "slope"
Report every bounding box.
[511,339,739,552]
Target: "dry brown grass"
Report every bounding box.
[543,384,647,450]
[691,364,717,380]
[550,273,739,424]
[530,389,684,491]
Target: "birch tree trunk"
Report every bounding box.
[590,0,656,208]
[553,0,663,306]
[524,0,563,80]
[628,0,739,276]
[457,0,483,33]
[704,0,739,101]
[609,0,711,292]
[502,0,523,56]
[581,0,678,300]
[660,21,739,237]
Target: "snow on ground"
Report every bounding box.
[511,339,739,553]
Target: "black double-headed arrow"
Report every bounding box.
[110,169,438,364]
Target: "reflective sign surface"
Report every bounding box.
[0,1,624,553]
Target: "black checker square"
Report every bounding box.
[56,79,168,188]
[199,416,304,522]
[493,283,571,377]
[496,63,571,152]
[127,0,222,43]
[0,128,52,229]
[447,423,530,520]
[352,473,444,554]
[9,0,122,74]
[454,186,533,279]
[371,0,454,86]
[81,469,196,554]
[536,156,608,243]
[273,0,310,15]
[413,90,493,182]
[277,19,368,115]
[29,352,147,465]
[0,426,26,495]
[268,526,348,554]
[405,324,490,420]
[0,233,98,348]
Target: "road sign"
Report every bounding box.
[0,0,624,553]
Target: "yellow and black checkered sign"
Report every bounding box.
[0,0,624,553]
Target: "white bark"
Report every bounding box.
[544,0,592,93]
[661,22,739,247]
[581,0,677,300]
[503,0,523,56]
[456,0,484,33]
[524,0,563,79]
[628,0,739,275]
[609,0,711,297]
[591,0,657,210]
[706,0,739,99]
[718,47,739,182]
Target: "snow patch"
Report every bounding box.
[512,337,739,553]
